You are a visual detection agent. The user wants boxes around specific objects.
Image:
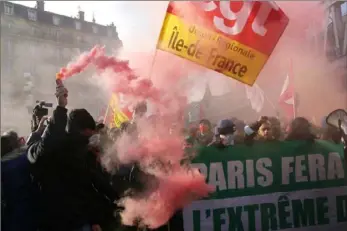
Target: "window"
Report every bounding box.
[4,3,14,15]
[48,28,55,37]
[75,21,81,30]
[6,40,13,57]
[107,28,113,37]
[56,29,61,40]
[92,25,98,33]
[52,15,60,26]
[28,9,37,21]
[31,26,38,35]
[341,2,347,17]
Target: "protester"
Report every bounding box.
[2,76,346,231]
[285,117,316,141]
[26,115,49,146]
[268,117,282,140]
[321,125,343,144]
[95,122,112,150]
[108,127,121,146]
[232,118,246,144]
[27,80,117,231]
[1,131,39,231]
[244,116,276,145]
[131,101,147,123]
[195,119,214,146]
[185,126,198,146]
[208,119,236,148]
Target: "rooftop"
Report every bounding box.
[0,1,119,39]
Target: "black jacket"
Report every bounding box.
[27,106,116,231]
[1,147,40,231]
[26,130,43,146]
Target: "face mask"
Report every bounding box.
[89,134,100,147]
[220,134,234,146]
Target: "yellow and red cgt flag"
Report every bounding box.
[157,1,289,86]
[104,93,132,128]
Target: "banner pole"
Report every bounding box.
[103,97,111,124]
[290,58,297,118]
[148,2,170,79]
[147,49,159,79]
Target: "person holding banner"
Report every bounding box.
[285,117,316,142]
[208,119,236,148]
[196,119,214,146]
[244,116,277,145]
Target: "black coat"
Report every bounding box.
[28,106,117,231]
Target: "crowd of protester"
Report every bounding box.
[1,80,346,231]
[185,115,346,149]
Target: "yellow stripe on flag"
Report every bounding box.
[108,93,130,128]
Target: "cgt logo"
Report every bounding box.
[199,1,279,37]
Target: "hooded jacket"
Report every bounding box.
[27,106,117,231]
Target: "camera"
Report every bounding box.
[33,100,53,118]
[31,101,53,132]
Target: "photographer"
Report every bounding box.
[28,79,117,231]
[26,116,49,146]
[30,101,52,132]
[26,101,53,146]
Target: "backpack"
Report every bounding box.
[1,148,40,231]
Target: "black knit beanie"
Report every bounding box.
[67,109,96,133]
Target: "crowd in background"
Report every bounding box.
[185,115,345,149]
[1,81,346,231]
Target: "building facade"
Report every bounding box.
[323,0,347,63]
[322,1,347,108]
[0,1,122,134]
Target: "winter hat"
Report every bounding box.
[216,119,236,135]
[67,109,96,133]
[1,130,19,154]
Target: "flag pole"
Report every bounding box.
[263,93,278,116]
[290,58,297,118]
[103,97,111,124]
[104,2,168,124]
[148,2,171,79]
[148,49,159,79]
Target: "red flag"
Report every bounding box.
[279,60,296,119]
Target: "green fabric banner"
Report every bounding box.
[184,140,347,231]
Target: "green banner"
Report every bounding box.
[184,140,347,231]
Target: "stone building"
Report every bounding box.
[0,1,122,135]
[323,1,347,61]
[324,1,347,109]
